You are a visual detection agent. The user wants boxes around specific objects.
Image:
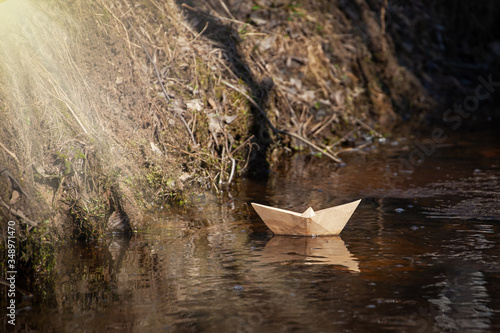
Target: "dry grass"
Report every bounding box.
[0,0,136,237]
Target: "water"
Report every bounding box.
[9,130,500,332]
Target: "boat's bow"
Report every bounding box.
[310,199,362,236]
[251,203,307,235]
[251,199,361,236]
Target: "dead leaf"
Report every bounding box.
[150,142,162,155]
[186,99,203,112]
[299,90,316,103]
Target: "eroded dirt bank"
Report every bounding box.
[0,0,499,273]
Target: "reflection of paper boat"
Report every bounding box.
[251,200,361,236]
[259,236,360,272]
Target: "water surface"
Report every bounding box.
[11,130,500,332]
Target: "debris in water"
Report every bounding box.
[233,285,244,292]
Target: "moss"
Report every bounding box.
[0,218,56,299]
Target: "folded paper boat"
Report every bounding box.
[251,199,361,236]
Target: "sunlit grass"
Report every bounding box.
[0,0,121,238]
[0,0,106,169]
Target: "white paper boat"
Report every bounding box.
[251,199,361,236]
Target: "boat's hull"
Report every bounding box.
[252,199,361,236]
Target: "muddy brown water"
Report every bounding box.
[10,130,500,332]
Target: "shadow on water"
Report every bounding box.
[175,0,274,179]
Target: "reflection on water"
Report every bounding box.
[259,236,360,272]
[428,268,492,331]
[5,130,500,332]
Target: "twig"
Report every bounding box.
[187,22,209,45]
[0,197,37,226]
[221,80,342,163]
[381,0,388,38]
[337,141,372,154]
[65,102,88,134]
[353,116,383,138]
[230,135,254,155]
[217,57,242,82]
[0,167,29,199]
[44,89,93,136]
[0,279,33,297]
[219,148,226,186]
[275,86,299,127]
[163,142,222,162]
[217,0,236,20]
[239,144,254,173]
[0,141,20,164]
[285,131,342,162]
[327,128,358,149]
[211,172,220,194]
[181,3,246,25]
[227,157,236,185]
[97,0,133,54]
[127,19,197,145]
[309,113,336,136]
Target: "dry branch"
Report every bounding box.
[0,197,37,226]
[0,141,20,164]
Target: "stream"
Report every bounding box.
[12,129,500,332]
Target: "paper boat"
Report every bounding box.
[251,199,361,236]
[259,236,360,272]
